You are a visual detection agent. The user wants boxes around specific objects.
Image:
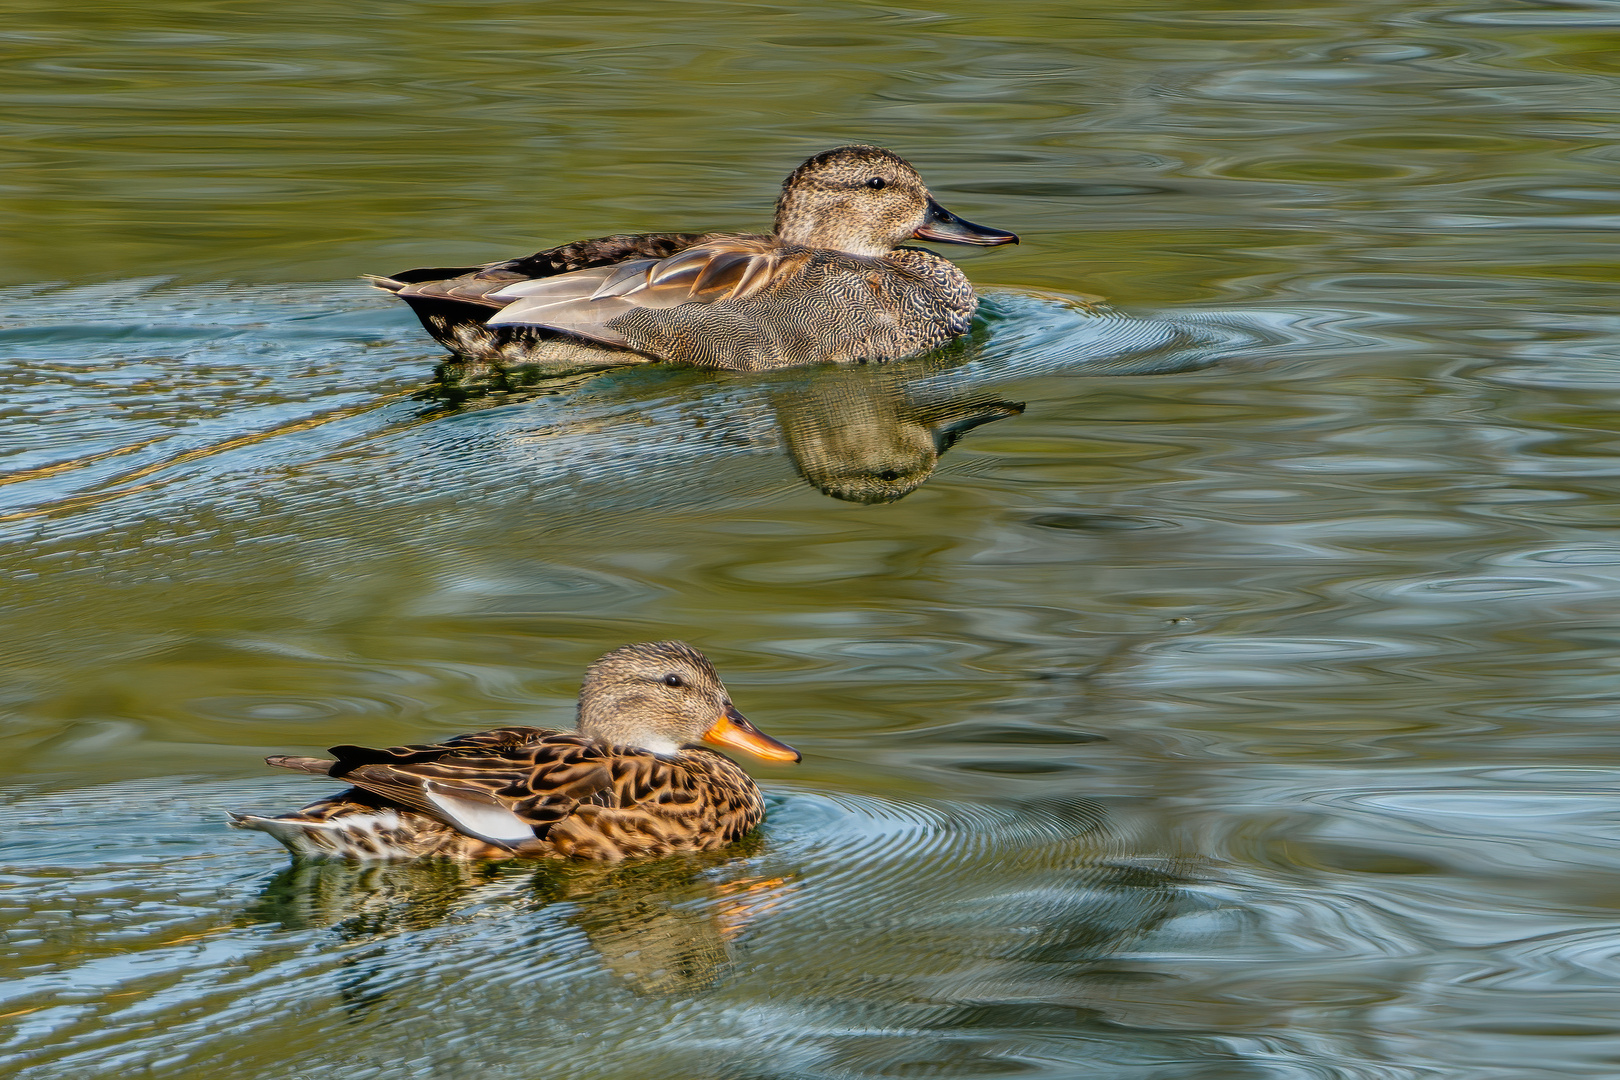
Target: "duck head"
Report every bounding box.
[576,641,800,762]
[775,144,1019,257]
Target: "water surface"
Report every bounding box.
[4,2,1620,1078]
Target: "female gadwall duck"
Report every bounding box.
[371,145,1017,373]
[230,642,799,861]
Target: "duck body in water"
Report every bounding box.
[370,145,1017,373]
[231,642,800,861]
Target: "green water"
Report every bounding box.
[4,2,1620,1078]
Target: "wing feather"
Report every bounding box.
[422,787,537,846]
[730,254,779,299]
[279,727,757,858]
[329,734,613,846]
[485,240,805,346]
[644,247,713,291]
[591,258,661,299]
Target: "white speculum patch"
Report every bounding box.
[423,786,535,845]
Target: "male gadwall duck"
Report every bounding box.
[371,145,1017,373]
[230,642,798,860]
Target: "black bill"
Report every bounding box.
[912,198,1019,246]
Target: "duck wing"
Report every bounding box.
[261,729,759,858]
[263,725,560,776]
[369,232,723,309]
[327,731,617,848]
[484,238,808,347]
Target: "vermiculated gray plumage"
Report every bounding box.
[370,145,1016,374]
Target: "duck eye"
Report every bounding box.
[663,674,685,688]
[865,177,886,190]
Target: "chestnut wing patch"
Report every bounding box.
[485,240,808,346]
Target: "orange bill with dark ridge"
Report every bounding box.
[703,706,801,763]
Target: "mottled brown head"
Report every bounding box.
[576,641,800,762]
[775,144,1018,257]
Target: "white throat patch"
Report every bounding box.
[640,737,681,758]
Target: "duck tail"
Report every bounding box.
[227,811,338,857]
[362,274,407,293]
[266,755,336,775]
[363,265,488,294]
[228,809,425,859]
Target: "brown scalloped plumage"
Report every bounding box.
[231,642,798,861]
[232,727,767,860]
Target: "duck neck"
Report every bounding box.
[577,697,683,756]
[775,201,890,257]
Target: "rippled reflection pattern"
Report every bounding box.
[5,0,1620,1078]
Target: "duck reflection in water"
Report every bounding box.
[771,363,1022,503]
[242,840,789,999]
[418,351,1024,505]
[238,791,1190,1038]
